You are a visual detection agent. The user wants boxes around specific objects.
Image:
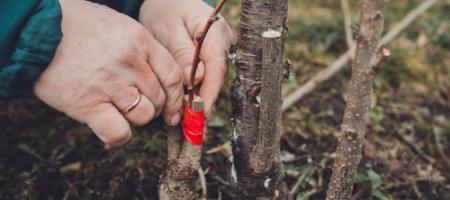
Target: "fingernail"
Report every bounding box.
[170,113,181,126]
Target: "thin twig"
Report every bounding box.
[282,0,438,111]
[340,0,354,47]
[289,167,314,197]
[380,0,438,45]
[198,167,208,200]
[188,0,228,105]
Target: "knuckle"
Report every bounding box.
[155,89,166,107]
[72,88,109,115]
[153,89,166,116]
[165,67,183,90]
[172,46,194,64]
[116,48,139,68]
[132,26,151,44]
[165,86,183,111]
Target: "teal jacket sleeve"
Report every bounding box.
[90,0,145,20]
[0,0,62,100]
[0,0,145,100]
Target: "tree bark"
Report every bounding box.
[159,100,204,200]
[230,0,288,198]
[326,1,389,200]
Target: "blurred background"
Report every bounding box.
[0,0,449,199]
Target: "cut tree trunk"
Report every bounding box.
[230,0,288,199]
[326,0,390,200]
[159,100,204,200]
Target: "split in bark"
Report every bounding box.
[326,1,390,200]
[230,0,289,198]
[250,30,284,175]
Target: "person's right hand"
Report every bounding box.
[34,0,184,146]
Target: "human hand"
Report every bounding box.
[34,0,184,146]
[139,0,236,115]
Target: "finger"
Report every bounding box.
[198,21,233,115]
[85,103,132,147]
[163,27,205,86]
[183,63,205,86]
[199,56,226,116]
[132,58,167,117]
[147,41,184,126]
[108,86,156,126]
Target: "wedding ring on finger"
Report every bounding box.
[122,93,142,114]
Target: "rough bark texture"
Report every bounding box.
[230,0,288,198]
[159,100,203,200]
[326,1,389,200]
[250,31,284,174]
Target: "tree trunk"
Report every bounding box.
[230,0,288,199]
[326,1,390,200]
[159,100,204,200]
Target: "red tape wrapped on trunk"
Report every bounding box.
[182,103,205,146]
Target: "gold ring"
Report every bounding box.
[122,93,142,114]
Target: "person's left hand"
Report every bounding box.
[139,0,236,115]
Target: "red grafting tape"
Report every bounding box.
[182,103,205,146]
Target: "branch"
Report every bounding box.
[326,0,388,199]
[188,0,228,105]
[380,0,438,45]
[198,167,208,200]
[369,47,391,74]
[282,0,438,111]
[289,166,314,198]
[340,0,354,47]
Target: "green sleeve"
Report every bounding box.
[0,0,62,100]
[90,0,145,19]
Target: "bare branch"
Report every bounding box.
[198,167,208,200]
[289,167,314,198]
[188,0,228,104]
[380,0,438,45]
[326,0,388,199]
